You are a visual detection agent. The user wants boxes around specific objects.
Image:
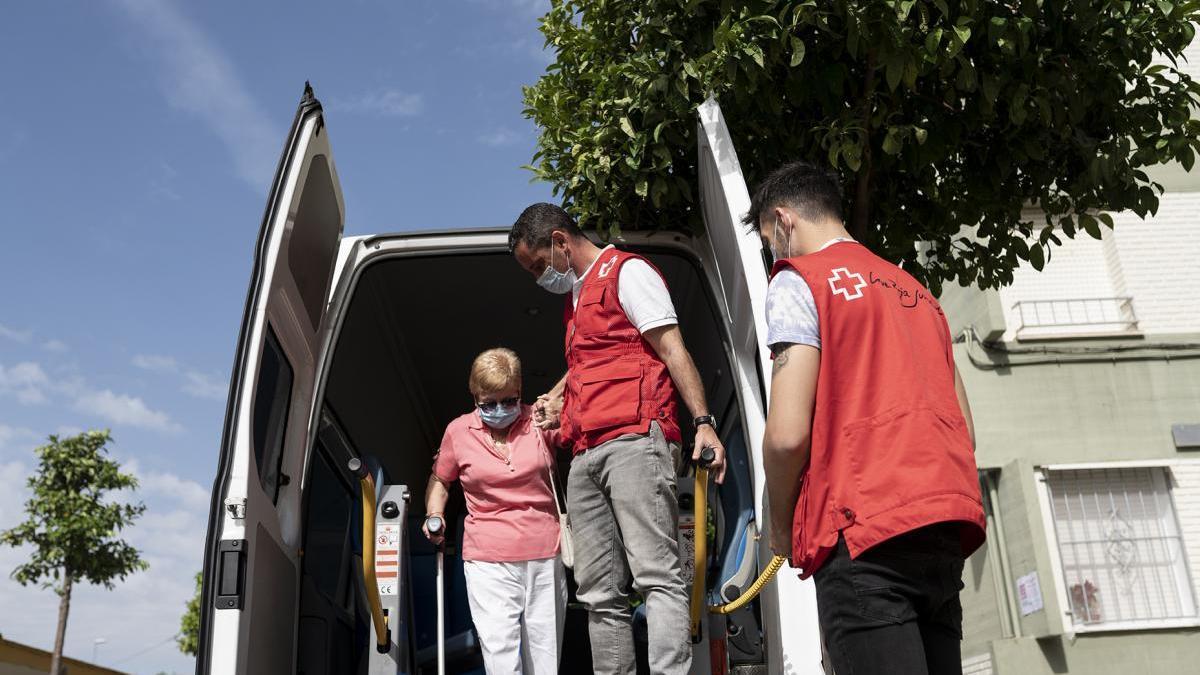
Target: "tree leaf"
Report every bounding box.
[882,128,903,155]
[885,52,904,92]
[954,24,972,46]
[745,43,765,68]
[790,37,806,67]
[620,117,636,139]
[925,28,943,53]
[1029,242,1045,271]
[1080,213,1103,239]
[981,74,1000,104]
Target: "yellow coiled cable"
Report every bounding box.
[708,554,788,614]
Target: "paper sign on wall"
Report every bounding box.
[1017,571,1043,616]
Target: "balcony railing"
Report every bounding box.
[1012,297,1139,338]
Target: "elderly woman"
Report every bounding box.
[423,347,567,674]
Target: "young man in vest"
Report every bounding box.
[509,203,726,675]
[746,162,986,675]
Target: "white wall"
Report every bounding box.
[1108,192,1200,335]
[997,189,1200,340]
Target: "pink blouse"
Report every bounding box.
[432,405,560,562]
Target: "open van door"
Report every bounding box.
[696,97,824,675]
[198,84,345,675]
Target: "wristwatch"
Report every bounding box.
[693,414,717,429]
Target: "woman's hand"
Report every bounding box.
[534,392,563,430]
[422,515,445,546]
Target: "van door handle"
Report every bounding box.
[215,539,247,609]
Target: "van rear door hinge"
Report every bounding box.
[224,497,246,520]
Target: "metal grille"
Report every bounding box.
[1045,467,1198,628]
[1012,297,1138,336]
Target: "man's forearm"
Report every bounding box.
[666,351,709,417]
[765,442,809,544]
[653,330,709,417]
[549,372,567,398]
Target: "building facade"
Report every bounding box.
[941,39,1200,672]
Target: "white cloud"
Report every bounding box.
[133,354,226,400]
[478,127,522,147]
[73,390,183,434]
[331,88,425,117]
[470,0,548,17]
[133,354,180,373]
[139,471,210,514]
[0,362,50,405]
[42,339,68,353]
[0,425,38,453]
[113,0,279,189]
[0,323,32,343]
[181,371,226,401]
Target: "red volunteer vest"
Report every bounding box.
[773,242,986,578]
[559,249,681,454]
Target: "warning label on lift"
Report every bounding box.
[375,522,400,596]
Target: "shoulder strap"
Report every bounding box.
[534,426,567,514]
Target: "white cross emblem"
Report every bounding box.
[598,254,619,278]
[827,267,867,301]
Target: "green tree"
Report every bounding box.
[0,431,148,675]
[178,571,201,656]
[523,0,1200,291]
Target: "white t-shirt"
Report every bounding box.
[764,238,857,352]
[572,245,678,333]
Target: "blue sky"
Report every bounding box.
[0,1,553,672]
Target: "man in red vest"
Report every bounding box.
[745,162,986,675]
[509,203,726,675]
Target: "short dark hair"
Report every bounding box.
[508,203,585,252]
[742,161,844,230]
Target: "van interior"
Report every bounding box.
[293,242,764,674]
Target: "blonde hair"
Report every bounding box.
[468,348,522,397]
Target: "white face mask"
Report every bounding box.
[536,241,577,294]
[770,215,793,262]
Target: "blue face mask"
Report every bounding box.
[479,401,521,429]
[537,243,576,295]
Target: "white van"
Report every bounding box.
[197,84,823,675]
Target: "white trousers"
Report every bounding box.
[462,557,567,675]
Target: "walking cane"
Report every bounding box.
[425,514,446,675]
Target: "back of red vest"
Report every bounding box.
[775,242,985,577]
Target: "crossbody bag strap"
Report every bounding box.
[537,428,566,515]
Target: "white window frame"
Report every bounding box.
[1036,461,1200,634]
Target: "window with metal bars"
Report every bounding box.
[1045,467,1198,629]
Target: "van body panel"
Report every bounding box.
[206,93,824,673]
[696,97,822,674]
[199,87,345,675]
